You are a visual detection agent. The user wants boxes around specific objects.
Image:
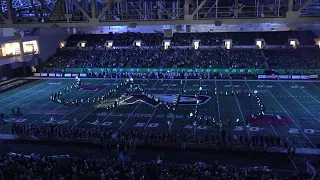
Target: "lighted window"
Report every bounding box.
[164,42,170,50]
[135,42,141,47]
[256,40,262,49]
[290,40,296,46]
[60,42,66,48]
[107,42,113,48]
[4,42,20,56]
[77,41,87,48]
[225,41,231,50]
[23,40,39,54]
[193,42,200,50]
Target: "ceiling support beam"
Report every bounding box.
[288,0,294,12]
[72,0,91,21]
[129,2,141,18]
[0,0,8,23]
[0,12,8,23]
[297,0,312,12]
[4,15,320,28]
[215,0,219,19]
[184,0,189,17]
[97,0,113,20]
[191,0,208,17]
[203,0,218,18]
[6,0,13,24]
[91,0,97,18]
[38,0,51,12]
[156,1,174,19]
[29,0,39,18]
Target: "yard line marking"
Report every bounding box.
[309,82,320,90]
[245,81,292,153]
[0,79,51,103]
[169,80,187,131]
[67,79,119,128]
[260,81,316,148]
[214,80,221,121]
[33,79,109,126]
[293,82,320,106]
[244,81,280,139]
[144,79,173,130]
[277,82,320,124]
[0,80,105,131]
[2,81,71,112]
[1,81,61,108]
[229,80,252,143]
[116,80,157,131]
[96,80,148,129]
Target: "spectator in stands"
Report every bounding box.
[0,152,316,179]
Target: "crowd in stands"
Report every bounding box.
[66,31,317,47]
[264,48,320,69]
[46,48,194,69]
[0,124,312,179]
[41,30,320,72]
[44,48,265,71]
[1,152,311,180]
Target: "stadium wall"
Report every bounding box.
[37,28,69,62]
[0,63,30,80]
[312,30,320,38]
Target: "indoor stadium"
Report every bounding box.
[0,0,320,179]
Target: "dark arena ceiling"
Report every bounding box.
[0,0,319,29]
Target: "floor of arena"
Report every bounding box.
[1,78,320,149]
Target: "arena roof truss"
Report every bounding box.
[0,0,319,28]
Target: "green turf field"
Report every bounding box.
[1,78,320,149]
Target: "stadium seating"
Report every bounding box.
[64,31,316,47]
[1,152,310,179]
[264,48,320,69]
[43,31,319,72]
[44,48,265,70]
[194,49,264,69]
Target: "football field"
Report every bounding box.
[1,78,320,149]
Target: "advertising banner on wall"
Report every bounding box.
[258,74,316,80]
[278,75,290,79]
[80,73,87,77]
[49,68,264,74]
[309,75,318,79]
